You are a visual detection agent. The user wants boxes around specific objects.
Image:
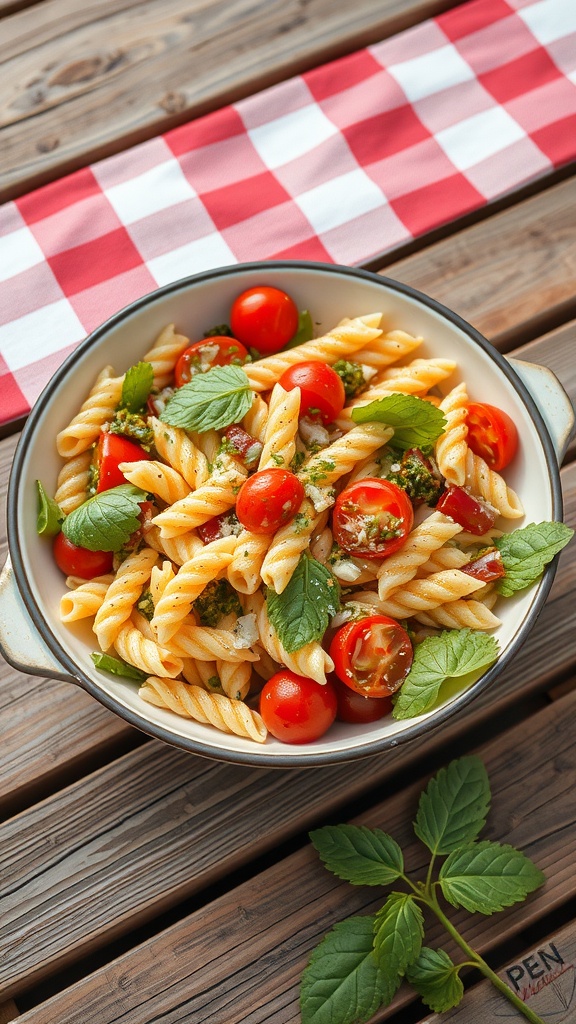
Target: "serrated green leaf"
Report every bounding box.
[439,840,545,914]
[373,892,424,999]
[266,553,340,653]
[310,825,404,886]
[414,756,490,855]
[393,630,499,720]
[120,361,154,413]
[160,364,253,433]
[285,309,314,348]
[36,480,64,537]
[91,652,147,681]
[495,521,574,596]
[405,947,464,1013]
[300,916,386,1024]
[351,393,447,454]
[62,484,148,552]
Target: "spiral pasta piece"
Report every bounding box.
[465,450,524,518]
[53,450,91,513]
[152,455,247,538]
[258,384,301,470]
[414,600,501,630]
[139,677,267,743]
[217,659,253,700]
[56,367,124,458]
[114,623,184,678]
[150,417,209,489]
[94,547,159,651]
[151,536,238,644]
[417,545,470,575]
[166,623,259,663]
[60,576,114,622]
[436,383,469,486]
[261,500,328,593]
[119,460,191,504]
[341,359,456,418]
[146,526,204,566]
[376,569,486,618]
[299,424,394,491]
[352,329,423,370]
[377,512,463,600]
[242,394,269,442]
[143,323,190,389]
[227,531,273,595]
[248,592,334,685]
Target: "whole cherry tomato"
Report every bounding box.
[332,478,414,559]
[278,361,346,424]
[174,337,249,387]
[235,468,305,534]
[94,432,150,493]
[329,615,413,698]
[53,533,113,579]
[331,674,393,724]
[467,402,518,472]
[259,670,337,743]
[436,485,496,536]
[230,286,299,355]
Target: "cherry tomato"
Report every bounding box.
[53,533,113,579]
[259,670,337,744]
[222,424,263,469]
[197,511,239,544]
[436,485,496,536]
[278,361,346,424]
[331,674,392,724]
[230,286,299,355]
[235,468,305,534]
[467,402,519,472]
[332,479,414,559]
[174,337,249,387]
[329,615,413,698]
[94,432,150,493]
[461,548,505,583]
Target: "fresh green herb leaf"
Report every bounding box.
[120,361,154,413]
[36,480,65,537]
[300,916,385,1024]
[351,393,447,454]
[439,840,545,914]
[405,948,464,1013]
[91,652,147,681]
[266,553,340,653]
[285,309,314,348]
[160,365,253,433]
[414,755,491,855]
[495,521,574,596]
[62,484,147,552]
[393,630,499,720]
[310,825,403,886]
[372,893,424,1000]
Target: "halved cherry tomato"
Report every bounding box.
[94,432,150,493]
[53,533,113,579]
[332,478,414,559]
[230,286,299,355]
[461,548,505,583]
[174,337,249,387]
[222,424,263,469]
[330,615,413,698]
[259,670,337,743]
[331,674,393,724]
[235,468,305,534]
[278,361,346,424]
[467,402,518,472]
[436,485,496,536]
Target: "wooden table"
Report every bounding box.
[1,2,575,1023]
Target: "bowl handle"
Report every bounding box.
[0,557,78,684]
[507,357,575,465]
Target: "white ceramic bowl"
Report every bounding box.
[1,262,573,766]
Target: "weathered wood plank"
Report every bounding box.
[10,683,576,1024]
[0,0,459,200]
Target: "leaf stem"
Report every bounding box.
[426,891,546,1024]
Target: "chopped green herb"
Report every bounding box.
[193,578,243,627]
[332,359,367,399]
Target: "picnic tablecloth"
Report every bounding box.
[1,0,575,426]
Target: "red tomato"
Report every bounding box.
[95,432,150,493]
[235,468,305,534]
[329,615,413,698]
[197,511,239,544]
[230,286,299,355]
[331,674,392,724]
[174,337,249,387]
[259,670,337,744]
[467,402,519,472]
[278,361,346,424]
[332,479,414,559]
[461,548,505,583]
[53,533,113,579]
[436,485,496,536]
[222,424,263,469]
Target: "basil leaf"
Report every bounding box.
[373,892,424,999]
[266,553,340,653]
[160,365,253,433]
[300,916,385,1024]
[62,484,147,552]
[439,840,545,914]
[91,652,147,681]
[351,393,447,454]
[495,521,574,596]
[120,361,154,413]
[405,948,464,1013]
[414,755,491,855]
[310,825,403,886]
[36,480,64,537]
[285,309,314,348]
[393,630,499,720]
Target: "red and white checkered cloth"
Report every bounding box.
[1,0,575,427]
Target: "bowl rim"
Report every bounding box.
[7,260,563,767]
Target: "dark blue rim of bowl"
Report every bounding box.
[7,260,564,767]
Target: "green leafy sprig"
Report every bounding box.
[266,553,340,652]
[159,364,253,433]
[351,393,447,454]
[301,756,546,1024]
